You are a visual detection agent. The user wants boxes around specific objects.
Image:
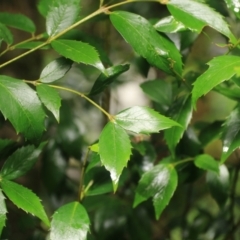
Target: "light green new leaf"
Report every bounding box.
[221,106,240,163]
[89,64,130,96]
[99,122,132,191]
[0,23,13,45]
[50,202,90,240]
[194,154,219,174]
[1,180,49,226]
[110,11,182,76]
[0,12,35,33]
[167,0,236,43]
[37,85,61,122]
[115,106,181,134]
[46,0,80,36]
[52,40,105,71]
[154,15,186,33]
[206,164,229,207]
[39,57,72,83]
[192,56,240,106]
[0,143,45,180]
[164,96,192,155]
[134,163,178,219]
[0,76,45,142]
[0,190,7,236]
[140,79,172,112]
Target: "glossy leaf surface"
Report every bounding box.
[50,202,90,240]
[52,40,105,71]
[39,57,72,83]
[110,11,182,75]
[89,64,130,96]
[194,154,219,174]
[221,106,240,163]
[0,76,45,142]
[167,0,236,43]
[134,163,178,219]
[99,122,131,191]
[154,15,186,33]
[164,96,192,155]
[0,12,35,33]
[37,84,61,122]
[192,56,240,106]
[115,106,181,134]
[0,143,45,180]
[0,190,6,236]
[206,164,229,207]
[0,23,13,45]
[46,0,80,36]
[1,180,49,226]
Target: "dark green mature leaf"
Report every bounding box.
[134,163,178,219]
[46,0,80,37]
[0,23,13,45]
[206,164,229,207]
[154,15,186,33]
[192,56,240,106]
[0,12,35,33]
[1,180,49,226]
[50,202,90,240]
[52,40,105,71]
[39,58,72,83]
[15,41,50,50]
[37,85,61,122]
[221,106,240,163]
[38,0,53,17]
[0,76,45,142]
[140,79,172,112]
[0,139,14,153]
[0,189,7,236]
[115,106,181,134]
[99,121,131,191]
[110,11,182,76]
[0,143,46,180]
[194,154,219,174]
[89,64,130,96]
[164,96,192,155]
[167,0,236,43]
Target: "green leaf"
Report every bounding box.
[37,0,53,17]
[0,139,14,153]
[115,106,181,134]
[194,154,219,174]
[206,164,229,207]
[0,23,13,45]
[167,0,236,43]
[0,12,35,33]
[164,96,192,155]
[221,106,240,163]
[89,64,130,96]
[1,179,49,226]
[46,0,80,37]
[50,202,90,240]
[140,79,172,111]
[214,85,240,101]
[37,85,61,122]
[0,189,7,236]
[52,40,105,72]
[0,76,45,142]
[39,58,72,83]
[15,41,50,50]
[110,11,182,76]
[99,122,132,191]
[192,56,240,106]
[0,143,46,180]
[154,15,186,33]
[134,163,178,219]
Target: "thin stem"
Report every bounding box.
[47,84,113,120]
[78,148,90,202]
[172,158,193,167]
[0,0,161,69]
